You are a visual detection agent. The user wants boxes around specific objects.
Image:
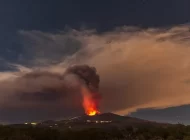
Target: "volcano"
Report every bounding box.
[37,113,171,130]
[65,113,170,126]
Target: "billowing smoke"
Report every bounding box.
[66,65,101,115]
[65,65,100,92]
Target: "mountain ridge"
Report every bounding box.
[39,112,171,128]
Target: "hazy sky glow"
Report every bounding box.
[0,0,190,124]
[0,25,190,124]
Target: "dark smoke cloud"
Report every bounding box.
[66,65,100,92]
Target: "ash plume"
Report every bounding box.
[65,65,100,92]
[1,25,190,123]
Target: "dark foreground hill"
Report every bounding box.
[2,115,189,140]
[8,113,171,130]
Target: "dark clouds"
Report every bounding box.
[130,105,190,124]
[1,25,190,123]
[0,71,83,120]
[18,30,83,66]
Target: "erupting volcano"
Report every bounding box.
[66,65,101,116]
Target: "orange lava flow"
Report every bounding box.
[82,87,100,116]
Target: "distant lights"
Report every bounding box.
[31,122,37,125]
[86,120,112,123]
[24,122,37,125]
[87,120,91,123]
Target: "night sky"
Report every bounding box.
[0,0,190,124]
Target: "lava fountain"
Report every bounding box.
[81,86,100,116]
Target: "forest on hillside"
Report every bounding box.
[1,124,190,140]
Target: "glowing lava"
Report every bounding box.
[88,110,97,116]
[83,95,100,116]
[84,100,100,116]
[81,87,100,116]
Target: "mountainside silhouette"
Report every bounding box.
[38,113,171,130]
